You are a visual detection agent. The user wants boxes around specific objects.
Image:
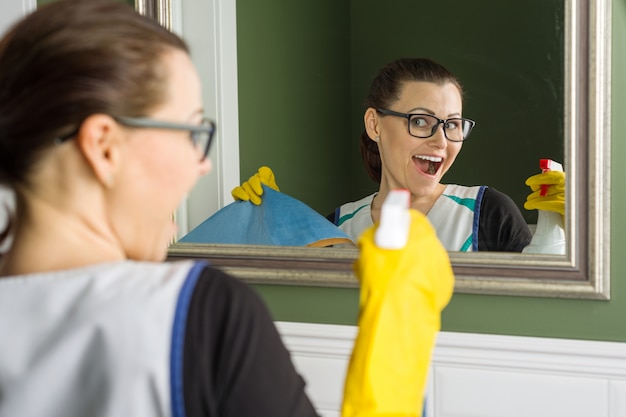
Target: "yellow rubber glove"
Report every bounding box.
[524,170,565,216]
[342,210,455,417]
[231,166,280,205]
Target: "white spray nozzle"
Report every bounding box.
[375,189,411,249]
[540,159,563,173]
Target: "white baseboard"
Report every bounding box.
[276,321,626,417]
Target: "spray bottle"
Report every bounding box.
[522,159,566,255]
[375,189,411,249]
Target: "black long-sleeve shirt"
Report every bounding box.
[183,266,320,417]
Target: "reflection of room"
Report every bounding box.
[237,0,565,225]
[178,0,568,254]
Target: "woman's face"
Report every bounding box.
[108,49,211,261]
[373,81,464,199]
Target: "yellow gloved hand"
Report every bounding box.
[231,166,280,205]
[342,210,455,417]
[524,170,565,216]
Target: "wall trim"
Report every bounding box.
[433,330,626,379]
[276,321,626,377]
[276,321,626,417]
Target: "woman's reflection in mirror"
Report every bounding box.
[235,58,565,253]
[328,58,564,252]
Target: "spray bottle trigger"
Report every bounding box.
[539,159,563,196]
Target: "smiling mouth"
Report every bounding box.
[413,155,443,175]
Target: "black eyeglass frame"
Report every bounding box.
[55,116,217,161]
[375,108,475,142]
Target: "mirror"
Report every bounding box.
[151,0,611,299]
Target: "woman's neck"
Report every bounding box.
[371,183,447,224]
[0,194,124,277]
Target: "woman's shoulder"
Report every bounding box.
[477,187,532,251]
[442,184,486,199]
[339,193,376,212]
[442,184,515,207]
[189,262,268,314]
[480,186,519,208]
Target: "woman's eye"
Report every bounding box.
[410,117,429,127]
[445,120,461,130]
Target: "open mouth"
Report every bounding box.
[413,155,443,175]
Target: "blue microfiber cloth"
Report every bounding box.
[179,186,353,247]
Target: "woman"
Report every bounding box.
[0,1,318,416]
[331,58,534,252]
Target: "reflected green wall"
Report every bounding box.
[236,0,351,217]
[237,0,563,223]
[347,0,564,225]
[249,0,626,343]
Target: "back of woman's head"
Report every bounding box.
[0,0,189,187]
[360,58,463,183]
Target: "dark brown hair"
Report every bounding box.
[0,0,189,246]
[360,58,464,183]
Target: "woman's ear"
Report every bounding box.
[75,114,121,187]
[364,107,381,142]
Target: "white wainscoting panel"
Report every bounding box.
[433,367,607,417]
[276,321,626,417]
[276,322,356,417]
[610,380,626,417]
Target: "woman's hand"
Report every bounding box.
[342,210,454,417]
[231,166,279,205]
[524,170,565,216]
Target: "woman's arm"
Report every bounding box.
[478,187,532,252]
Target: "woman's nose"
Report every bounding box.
[428,124,448,148]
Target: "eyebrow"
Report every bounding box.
[407,107,462,118]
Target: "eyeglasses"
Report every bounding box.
[55,116,217,161]
[115,116,216,161]
[376,108,475,142]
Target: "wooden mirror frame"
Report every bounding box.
[141,0,611,299]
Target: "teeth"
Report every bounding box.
[414,155,442,162]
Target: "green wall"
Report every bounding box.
[250,0,626,343]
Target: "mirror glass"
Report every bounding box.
[184,0,566,250]
[235,0,564,232]
[158,0,610,299]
